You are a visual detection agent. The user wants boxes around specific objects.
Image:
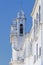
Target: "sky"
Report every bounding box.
[0,0,35,65]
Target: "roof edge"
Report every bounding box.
[31,0,38,17]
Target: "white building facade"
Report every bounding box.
[9,0,43,65]
[31,0,41,65]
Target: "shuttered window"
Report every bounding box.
[39,6,41,23]
[39,47,41,57]
[34,55,36,63]
[36,44,38,59]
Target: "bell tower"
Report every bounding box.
[10,10,26,65]
[16,10,26,36]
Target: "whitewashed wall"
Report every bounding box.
[41,0,43,65]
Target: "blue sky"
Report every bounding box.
[0,0,35,65]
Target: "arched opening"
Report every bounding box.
[20,24,23,36]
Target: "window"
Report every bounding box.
[34,19,38,37]
[30,42,32,54]
[34,18,39,38]
[34,19,36,34]
[34,55,36,63]
[28,42,32,56]
[39,6,41,22]
[36,44,38,59]
[36,13,39,27]
[39,47,41,57]
[36,13,39,19]
[20,24,23,36]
